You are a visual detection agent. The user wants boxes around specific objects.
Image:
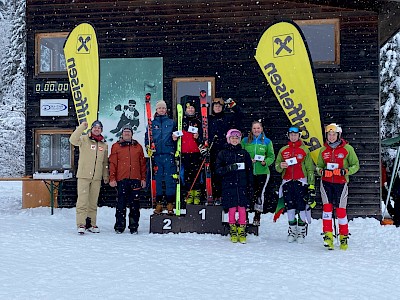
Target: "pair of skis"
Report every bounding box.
[174,104,183,215]
[200,90,214,205]
[145,93,157,207]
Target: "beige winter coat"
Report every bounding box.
[69,123,109,181]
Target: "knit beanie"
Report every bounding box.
[91,120,103,130]
[156,100,167,109]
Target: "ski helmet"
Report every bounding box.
[213,98,225,106]
[226,129,242,143]
[325,123,342,138]
[287,126,301,138]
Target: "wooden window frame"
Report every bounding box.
[35,32,69,77]
[172,77,215,119]
[295,19,340,66]
[34,129,74,173]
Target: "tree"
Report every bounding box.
[0,0,26,177]
[380,32,400,163]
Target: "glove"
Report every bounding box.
[321,169,333,178]
[333,168,348,176]
[199,144,209,157]
[305,185,316,209]
[146,145,155,157]
[225,98,237,109]
[226,163,239,172]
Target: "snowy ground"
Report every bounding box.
[1,181,399,299]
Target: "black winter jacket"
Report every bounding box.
[208,107,243,155]
[215,143,253,209]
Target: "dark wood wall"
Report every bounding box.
[25,0,380,218]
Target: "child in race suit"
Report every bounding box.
[173,98,203,205]
[316,123,359,250]
[275,126,315,244]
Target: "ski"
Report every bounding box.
[145,93,157,207]
[174,103,183,216]
[200,90,214,205]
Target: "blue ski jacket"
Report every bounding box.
[145,114,176,155]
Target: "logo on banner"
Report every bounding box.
[273,34,294,57]
[77,35,91,53]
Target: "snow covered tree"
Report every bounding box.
[380,32,400,163]
[0,0,26,177]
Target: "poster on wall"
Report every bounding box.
[99,57,163,153]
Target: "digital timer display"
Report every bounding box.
[34,81,70,93]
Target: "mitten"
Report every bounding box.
[333,168,348,176]
[226,163,239,172]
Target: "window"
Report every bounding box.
[295,19,340,65]
[172,77,215,119]
[35,32,68,76]
[35,129,74,172]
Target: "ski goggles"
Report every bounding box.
[325,124,342,134]
[213,98,225,106]
[288,126,300,133]
[229,130,242,138]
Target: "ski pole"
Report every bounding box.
[383,145,400,220]
[184,135,217,202]
[332,207,339,246]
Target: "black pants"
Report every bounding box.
[282,180,307,211]
[182,152,202,190]
[115,179,141,232]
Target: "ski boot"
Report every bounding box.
[153,202,163,214]
[323,232,334,250]
[340,234,349,250]
[214,198,221,206]
[193,190,201,205]
[229,224,238,243]
[253,211,261,226]
[167,203,174,215]
[287,223,297,243]
[237,224,247,244]
[186,191,194,205]
[297,224,307,244]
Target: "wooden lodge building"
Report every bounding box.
[25,0,400,219]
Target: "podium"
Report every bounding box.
[150,204,259,236]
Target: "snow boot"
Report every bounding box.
[340,234,349,250]
[237,225,247,244]
[297,225,307,244]
[167,203,174,215]
[87,225,100,233]
[193,190,201,205]
[154,203,163,214]
[253,211,261,226]
[287,224,297,243]
[186,190,194,205]
[78,225,86,234]
[229,224,238,243]
[323,232,334,250]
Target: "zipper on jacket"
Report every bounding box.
[93,141,99,179]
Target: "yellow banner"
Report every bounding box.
[63,22,99,129]
[255,21,323,163]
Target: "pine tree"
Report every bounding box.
[380,32,400,163]
[0,0,26,177]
